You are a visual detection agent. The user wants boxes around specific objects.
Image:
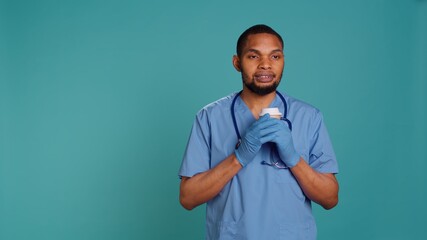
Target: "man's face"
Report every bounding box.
[233,33,284,95]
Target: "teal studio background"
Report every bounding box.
[1,0,426,239]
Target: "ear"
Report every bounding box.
[232,55,241,72]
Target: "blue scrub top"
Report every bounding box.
[179,91,338,240]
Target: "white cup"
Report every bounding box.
[259,108,282,119]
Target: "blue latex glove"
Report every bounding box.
[235,114,278,167]
[271,119,300,168]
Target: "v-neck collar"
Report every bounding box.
[234,93,283,120]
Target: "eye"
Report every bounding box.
[248,55,258,59]
[271,55,281,60]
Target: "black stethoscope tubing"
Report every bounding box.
[231,91,292,149]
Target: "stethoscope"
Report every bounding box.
[231,91,292,149]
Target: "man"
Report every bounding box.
[178,24,339,239]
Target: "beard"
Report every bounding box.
[242,73,282,96]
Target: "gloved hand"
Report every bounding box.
[235,114,278,167]
[271,119,300,168]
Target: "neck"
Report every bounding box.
[240,88,277,119]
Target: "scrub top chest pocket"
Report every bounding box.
[261,143,293,183]
[261,143,307,201]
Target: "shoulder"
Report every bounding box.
[196,92,238,118]
[282,92,321,117]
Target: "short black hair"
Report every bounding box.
[236,24,284,57]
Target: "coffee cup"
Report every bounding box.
[259,108,282,119]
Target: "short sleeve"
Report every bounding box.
[178,109,211,178]
[308,111,339,174]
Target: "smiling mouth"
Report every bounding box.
[254,73,275,83]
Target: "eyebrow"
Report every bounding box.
[246,48,283,54]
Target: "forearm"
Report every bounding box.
[179,154,242,210]
[290,158,339,209]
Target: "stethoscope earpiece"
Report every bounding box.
[235,139,241,150]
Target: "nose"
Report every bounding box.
[258,57,271,70]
